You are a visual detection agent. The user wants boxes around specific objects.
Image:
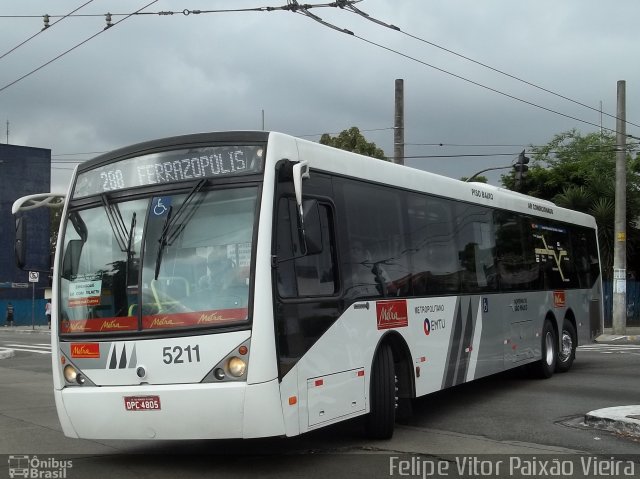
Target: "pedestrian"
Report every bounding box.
[6,302,14,327]
[45,300,51,329]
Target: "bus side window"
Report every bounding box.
[408,195,459,295]
[276,197,337,298]
[455,203,497,292]
[494,212,541,291]
[338,180,410,299]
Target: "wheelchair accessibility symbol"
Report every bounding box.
[153,197,171,216]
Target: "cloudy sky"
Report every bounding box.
[1,0,639,191]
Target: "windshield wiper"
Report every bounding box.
[101,195,130,252]
[154,179,207,279]
[125,212,137,285]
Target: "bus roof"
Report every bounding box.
[72,130,595,229]
[78,131,270,173]
[281,133,597,230]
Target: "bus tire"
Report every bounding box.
[534,320,557,379]
[556,320,577,373]
[365,343,396,439]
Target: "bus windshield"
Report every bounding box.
[59,186,258,334]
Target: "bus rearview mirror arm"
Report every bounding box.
[292,160,310,219]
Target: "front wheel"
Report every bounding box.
[365,343,396,439]
[556,320,577,373]
[533,320,557,379]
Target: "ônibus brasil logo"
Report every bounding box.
[8,455,73,478]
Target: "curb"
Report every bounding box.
[1,327,51,334]
[585,406,640,437]
[594,334,640,345]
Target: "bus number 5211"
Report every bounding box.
[162,345,201,364]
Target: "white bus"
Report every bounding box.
[13,131,603,440]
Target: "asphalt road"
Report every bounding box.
[1,330,639,479]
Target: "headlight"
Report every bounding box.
[63,365,87,384]
[227,357,246,377]
[63,365,78,383]
[201,340,250,383]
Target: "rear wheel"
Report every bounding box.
[556,320,577,373]
[534,320,557,379]
[365,344,396,439]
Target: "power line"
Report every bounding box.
[7,1,634,136]
[295,7,631,139]
[297,126,394,138]
[0,2,348,19]
[339,3,640,132]
[4,1,636,134]
[52,150,106,157]
[0,1,95,62]
[399,153,521,160]
[352,33,625,137]
[0,0,158,95]
[406,142,530,148]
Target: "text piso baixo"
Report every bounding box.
[389,456,635,478]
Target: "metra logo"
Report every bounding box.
[376,300,408,330]
[71,343,100,358]
[554,290,566,308]
[100,319,131,331]
[423,318,446,336]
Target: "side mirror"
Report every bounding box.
[62,240,84,280]
[301,200,323,255]
[15,217,27,269]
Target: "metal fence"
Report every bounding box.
[603,281,640,327]
[0,299,48,327]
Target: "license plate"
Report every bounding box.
[124,395,161,411]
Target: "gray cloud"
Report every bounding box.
[1,0,638,190]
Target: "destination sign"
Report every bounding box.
[72,145,264,198]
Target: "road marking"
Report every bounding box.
[578,344,640,355]
[579,345,640,350]
[0,343,51,355]
[2,347,50,355]
[6,343,51,350]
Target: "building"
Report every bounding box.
[0,144,51,325]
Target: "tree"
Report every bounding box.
[500,129,640,279]
[460,175,488,183]
[319,127,387,161]
[501,130,640,198]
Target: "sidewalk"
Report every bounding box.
[588,327,640,438]
[585,406,640,438]
[595,326,640,345]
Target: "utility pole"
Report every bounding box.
[394,79,404,165]
[612,80,627,335]
[6,120,8,144]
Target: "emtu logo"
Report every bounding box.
[424,318,431,336]
[423,318,446,336]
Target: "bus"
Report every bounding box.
[12,131,603,440]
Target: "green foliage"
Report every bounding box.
[319,127,387,161]
[500,129,640,279]
[460,175,488,183]
[590,196,616,278]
